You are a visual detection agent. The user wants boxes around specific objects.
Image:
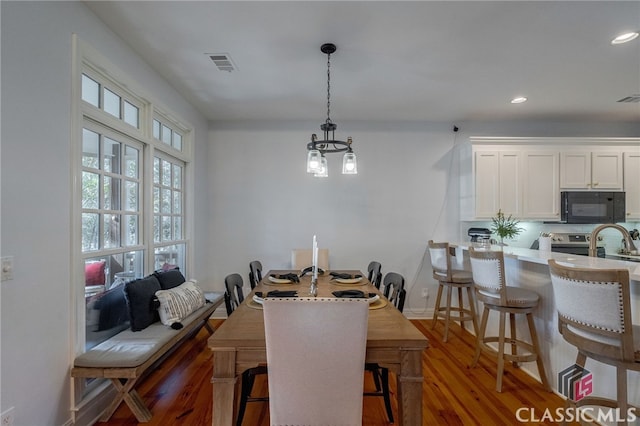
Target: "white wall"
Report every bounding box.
[0,2,209,425]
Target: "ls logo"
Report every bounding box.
[558,364,593,401]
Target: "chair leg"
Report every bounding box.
[457,288,466,330]
[496,311,507,392]
[526,312,551,391]
[443,284,453,342]
[617,366,628,426]
[472,306,490,367]
[380,367,394,424]
[466,286,479,336]
[431,282,444,328]
[509,313,518,367]
[236,371,252,426]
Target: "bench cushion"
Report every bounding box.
[75,292,224,368]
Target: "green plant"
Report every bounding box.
[491,209,523,244]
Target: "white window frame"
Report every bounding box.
[70,35,194,419]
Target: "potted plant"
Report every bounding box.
[491,209,523,246]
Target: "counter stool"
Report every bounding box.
[428,240,479,342]
[468,248,550,392]
[549,260,640,425]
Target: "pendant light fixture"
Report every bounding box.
[306,43,357,176]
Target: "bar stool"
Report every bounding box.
[468,247,550,392]
[428,240,479,342]
[549,260,640,424]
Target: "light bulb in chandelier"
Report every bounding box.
[314,155,328,178]
[342,137,357,174]
[306,134,323,173]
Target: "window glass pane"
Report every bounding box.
[154,215,160,243]
[124,146,138,178]
[153,157,160,184]
[162,160,171,187]
[103,177,121,210]
[81,74,100,107]
[82,172,99,209]
[124,180,138,211]
[173,217,182,240]
[82,213,99,251]
[153,187,160,213]
[173,132,182,151]
[161,188,171,214]
[123,101,139,128]
[153,119,161,139]
[161,124,172,145]
[123,214,138,246]
[82,129,100,169]
[173,191,181,214]
[154,244,184,271]
[104,215,120,248]
[103,88,121,118]
[103,138,121,174]
[161,216,172,241]
[172,164,182,189]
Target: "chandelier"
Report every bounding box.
[306,43,357,177]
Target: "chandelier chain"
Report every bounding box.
[326,52,331,124]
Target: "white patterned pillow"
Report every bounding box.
[155,280,205,328]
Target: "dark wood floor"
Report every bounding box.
[98,318,571,425]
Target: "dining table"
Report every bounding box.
[207,269,429,425]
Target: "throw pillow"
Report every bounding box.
[153,268,186,290]
[155,280,205,328]
[124,275,161,331]
[85,261,106,286]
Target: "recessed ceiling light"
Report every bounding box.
[611,32,639,45]
[511,96,527,104]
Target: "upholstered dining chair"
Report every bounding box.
[224,273,267,426]
[263,297,369,425]
[428,240,479,342]
[468,248,550,393]
[367,261,383,289]
[291,248,329,271]
[248,260,263,289]
[549,260,640,424]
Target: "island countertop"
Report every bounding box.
[451,243,640,282]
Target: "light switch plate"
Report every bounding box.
[1,256,14,281]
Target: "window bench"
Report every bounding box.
[71,291,224,423]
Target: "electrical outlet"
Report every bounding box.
[1,256,14,281]
[1,407,15,426]
[421,288,428,298]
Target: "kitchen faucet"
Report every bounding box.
[588,224,634,257]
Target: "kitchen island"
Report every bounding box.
[451,244,640,418]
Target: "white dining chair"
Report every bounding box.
[291,248,329,271]
[263,297,369,425]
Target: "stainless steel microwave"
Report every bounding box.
[561,191,626,224]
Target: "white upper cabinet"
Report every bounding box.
[474,151,520,219]
[560,151,623,190]
[624,151,640,220]
[522,151,559,220]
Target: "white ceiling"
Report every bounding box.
[85,1,640,124]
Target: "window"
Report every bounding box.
[76,62,192,357]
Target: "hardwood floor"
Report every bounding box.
[99,318,571,425]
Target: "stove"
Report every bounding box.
[530,232,605,258]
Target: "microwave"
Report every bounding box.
[561,191,626,224]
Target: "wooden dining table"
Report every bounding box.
[207,270,429,425]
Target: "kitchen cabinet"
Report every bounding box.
[624,151,640,220]
[560,151,623,190]
[522,151,560,220]
[474,151,520,219]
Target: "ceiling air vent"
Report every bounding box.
[207,53,237,72]
[617,94,640,103]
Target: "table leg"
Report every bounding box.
[397,349,424,425]
[212,349,238,426]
